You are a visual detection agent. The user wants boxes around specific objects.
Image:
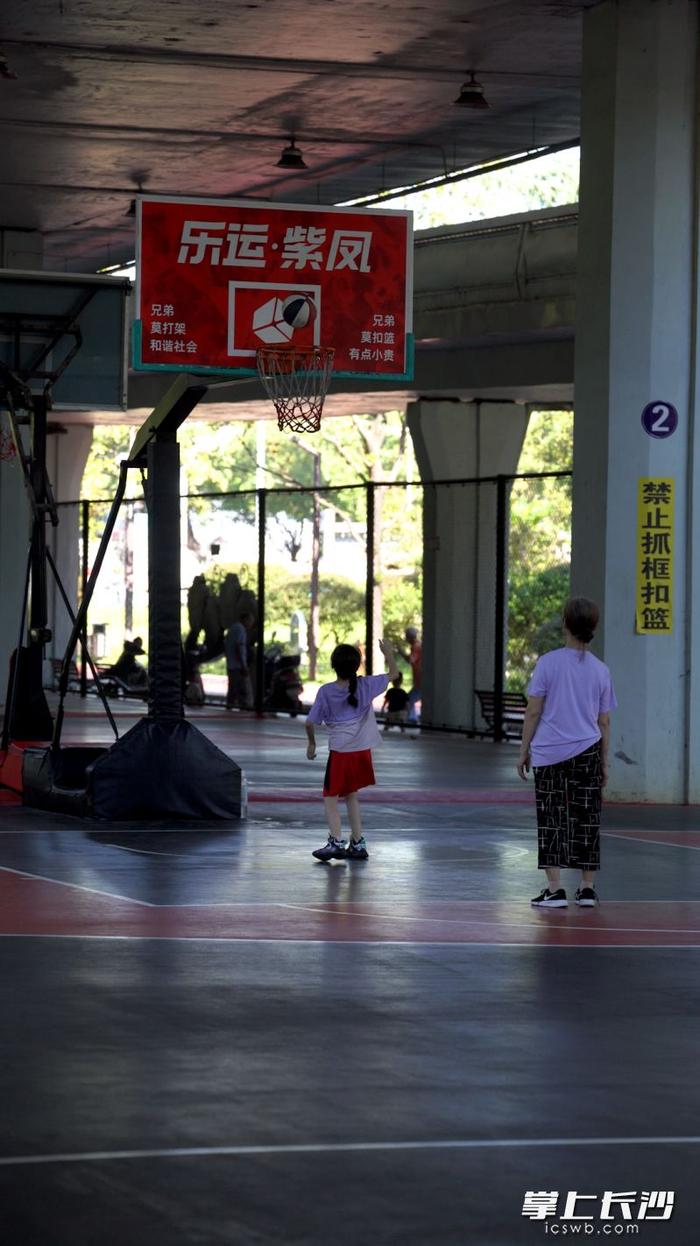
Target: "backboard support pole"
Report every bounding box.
[49,374,246,819]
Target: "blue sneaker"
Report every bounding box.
[346,836,369,861]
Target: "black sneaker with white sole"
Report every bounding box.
[575,887,598,907]
[531,887,568,908]
[312,836,347,862]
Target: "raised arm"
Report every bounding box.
[378,638,399,681]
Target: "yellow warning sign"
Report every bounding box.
[636,478,673,634]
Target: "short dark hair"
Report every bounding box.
[563,597,599,644]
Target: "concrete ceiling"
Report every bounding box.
[0,0,594,274]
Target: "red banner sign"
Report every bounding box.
[135,196,413,379]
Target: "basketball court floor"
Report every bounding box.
[1,703,698,1243]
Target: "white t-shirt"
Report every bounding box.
[307,673,388,753]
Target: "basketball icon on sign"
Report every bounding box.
[251,292,319,345]
[641,401,678,439]
[282,292,317,329]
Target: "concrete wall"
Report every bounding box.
[573,0,700,801]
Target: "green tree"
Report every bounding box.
[507,409,573,689]
[81,425,131,502]
[507,564,571,692]
[220,412,421,675]
[81,411,423,675]
[384,147,579,231]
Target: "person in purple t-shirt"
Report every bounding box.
[306,639,399,862]
[517,597,617,910]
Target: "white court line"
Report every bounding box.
[163,901,295,908]
[103,843,186,858]
[1,866,696,920]
[604,832,700,852]
[80,893,539,910]
[0,1134,699,1168]
[277,902,700,935]
[0,825,242,837]
[0,865,154,907]
[0,934,698,948]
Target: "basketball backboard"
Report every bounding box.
[134,195,413,381]
[0,271,130,411]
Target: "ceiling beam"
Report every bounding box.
[1,38,580,83]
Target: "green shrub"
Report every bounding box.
[507,563,570,691]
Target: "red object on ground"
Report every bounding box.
[0,740,50,797]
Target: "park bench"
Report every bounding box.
[475,689,527,739]
[48,658,146,700]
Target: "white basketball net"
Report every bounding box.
[256,346,335,434]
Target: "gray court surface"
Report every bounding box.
[0,707,697,1244]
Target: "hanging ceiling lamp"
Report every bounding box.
[276,137,308,170]
[454,72,489,109]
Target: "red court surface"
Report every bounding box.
[3,870,700,946]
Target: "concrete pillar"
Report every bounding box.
[46,426,93,666]
[0,453,31,704]
[407,400,528,730]
[0,418,92,706]
[573,0,700,801]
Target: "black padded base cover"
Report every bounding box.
[23,745,107,818]
[89,718,245,820]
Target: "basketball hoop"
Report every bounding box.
[256,346,335,434]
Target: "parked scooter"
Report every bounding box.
[263,643,303,716]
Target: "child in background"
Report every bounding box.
[306,639,399,861]
[382,672,409,732]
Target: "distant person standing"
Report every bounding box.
[403,626,422,724]
[225,612,254,710]
[517,597,617,909]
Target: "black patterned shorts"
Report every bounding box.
[533,743,602,870]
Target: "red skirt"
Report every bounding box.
[323,749,375,797]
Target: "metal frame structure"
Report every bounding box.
[68,468,572,743]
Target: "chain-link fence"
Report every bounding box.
[51,469,571,737]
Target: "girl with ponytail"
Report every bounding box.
[306,638,399,861]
